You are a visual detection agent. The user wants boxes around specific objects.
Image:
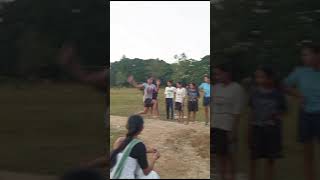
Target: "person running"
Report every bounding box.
[175,82,187,123]
[128,75,156,115]
[110,115,160,179]
[212,63,245,180]
[164,80,176,120]
[248,65,287,180]
[152,79,161,118]
[199,74,211,126]
[186,82,200,125]
[284,42,320,180]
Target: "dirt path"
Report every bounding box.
[111,115,210,179]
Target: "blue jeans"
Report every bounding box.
[166,98,174,119]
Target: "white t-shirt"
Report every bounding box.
[175,87,186,103]
[212,82,245,131]
[164,86,176,99]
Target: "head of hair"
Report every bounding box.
[110,115,144,168]
[255,64,281,88]
[214,62,234,80]
[167,80,173,84]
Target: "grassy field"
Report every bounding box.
[0,83,106,175]
[110,87,207,122]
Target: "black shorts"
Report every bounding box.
[152,92,158,100]
[175,102,183,111]
[250,125,283,159]
[211,128,234,155]
[203,97,210,107]
[299,111,320,143]
[188,101,198,112]
[144,98,153,108]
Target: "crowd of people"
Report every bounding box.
[127,75,211,126]
[212,42,320,180]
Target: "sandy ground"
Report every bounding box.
[111,115,210,179]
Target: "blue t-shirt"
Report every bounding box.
[199,83,211,97]
[284,66,320,113]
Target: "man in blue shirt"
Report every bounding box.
[199,74,211,126]
[284,42,320,180]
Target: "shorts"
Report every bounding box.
[203,97,210,107]
[175,102,183,111]
[299,111,320,143]
[211,128,236,155]
[188,101,198,112]
[250,125,283,159]
[144,98,153,108]
[152,92,158,100]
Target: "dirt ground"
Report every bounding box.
[111,115,210,179]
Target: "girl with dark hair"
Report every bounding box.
[186,82,200,125]
[248,65,287,180]
[110,115,160,179]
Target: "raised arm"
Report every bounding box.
[127,75,144,89]
[59,43,107,89]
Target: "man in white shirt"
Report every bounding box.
[164,80,176,120]
[212,63,245,180]
[175,82,187,122]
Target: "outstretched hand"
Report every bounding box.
[127,75,134,84]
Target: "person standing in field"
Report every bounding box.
[284,42,320,180]
[175,82,187,123]
[164,80,176,120]
[199,74,211,126]
[186,82,200,125]
[212,63,245,180]
[128,75,156,116]
[248,65,287,180]
[152,79,161,118]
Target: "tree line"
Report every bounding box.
[110,54,210,87]
[212,0,320,81]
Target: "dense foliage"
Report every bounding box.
[212,0,320,79]
[110,54,210,87]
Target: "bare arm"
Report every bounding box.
[127,75,144,89]
[59,44,107,89]
[142,151,160,175]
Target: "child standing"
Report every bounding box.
[164,80,176,120]
[152,79,161,118]
[128,75,156,115]
[199,75,211,126]
[187,83,200,124]
[284,43,320,180]
[249,65,287,180]
[175,82,187,123]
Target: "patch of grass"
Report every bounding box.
[110,88,207,122]
[0,83,106,175]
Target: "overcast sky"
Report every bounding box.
[110,1,210,63]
